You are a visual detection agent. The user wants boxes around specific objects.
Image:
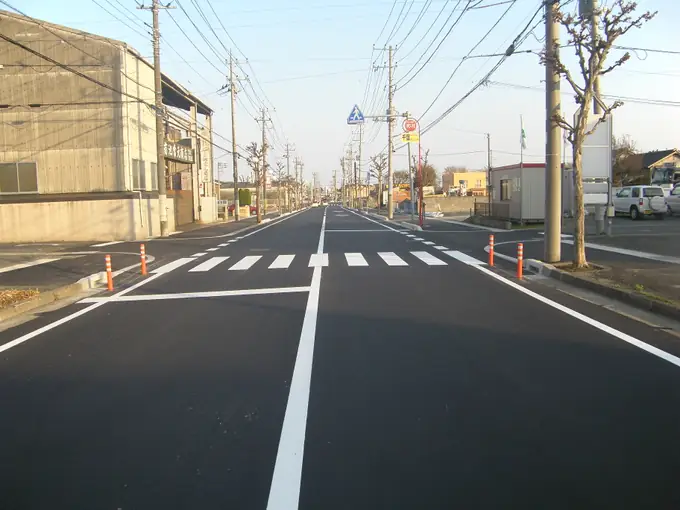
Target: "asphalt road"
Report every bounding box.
[2,206,680,509]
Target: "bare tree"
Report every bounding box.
[274,160,286,212]
[543,0,655,268]
[245,142,264,223]
[412,149,437,187]
[612,134,637,185]
[394,170,410,186]
[369,153,387,209]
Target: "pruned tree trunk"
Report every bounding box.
[378,174,383,210]
[572,136,587,268]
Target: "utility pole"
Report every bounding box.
[544,0,562,262]
[386,46,394,219]
[487,133,492,211]
[357,124,363,209]
[139,0,174,237]
[298,160,304,205]
[333,169,337,202]
[229,52,240,221]
[284,143,294,212]
[256,108,271,220]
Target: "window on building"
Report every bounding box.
[150,162,158,190]
[476,179,482,187]
[500,179,512,200]
[132,159,147,190]
[0,162,38,193]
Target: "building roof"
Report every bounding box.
[641,149,677,167]
[0,9,212,116]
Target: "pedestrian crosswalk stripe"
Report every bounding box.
[434,246,448,250]
[189,256,230,272]
[206,247,219,252]
[229,255,261,270]
[378,252,408,266]
[422,241,435,245]
[191,252,207,257]
[269,254,295,269]
[411,251,447,266]
[218,243,229,247]
[413,237,425,241]
[309,253,329,267]
[443,250,484,265]
[406,234,415,237]
[345,253,368,266]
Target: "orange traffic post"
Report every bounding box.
[105,254,113,291]
[517,243,524,279]
[488,234,495,266]
[140,243,147,275]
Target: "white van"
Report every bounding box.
[613,185,666,220]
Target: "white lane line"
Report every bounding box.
[91,241,123,247]
[378,252,408,266]
[562,239,680,265]
[443,250,485,265]
[269,255,295,269]
[152,258,196,274]
[325,229,391,232]
[308,253,329,267]
[218,243,229,247]
[406,234,416,238]
[429,217,502,232]
[434,245,448,250]
[191,252,207,257]
[345,252,369,267]
[0,272,163,354]
[80,286,310,303]
[411,251,447,266]
[206,247,219,252]
[422,241,436,245]
[267,205,326,510]
[413,237,425,241]
[188,256,229,272]
[342,207,401,233]
[473,264,680,369]
[0,258,61,274]
[229,255,261,271]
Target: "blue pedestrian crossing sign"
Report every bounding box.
[347,104,365,125]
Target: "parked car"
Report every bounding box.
[667,184,680,216]
[613,185,666,220]
[227,204,258,215]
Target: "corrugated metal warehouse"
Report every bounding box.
[0,9,216,241]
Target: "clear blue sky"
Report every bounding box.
[20,0,679,184]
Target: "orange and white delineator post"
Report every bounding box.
[517,243,524,279]
[140,243,147,275]
[488,234,495,266]
[105,254,113,291]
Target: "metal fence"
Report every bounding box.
[474,201,510,219]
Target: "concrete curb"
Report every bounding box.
[0,278,94,323]
[525,258,680,322]
[400,222,423,231]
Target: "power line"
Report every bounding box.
[395,0,473,90]
[395,0,452,63]
[384,0,412,45]
[165,10,224,74]
[374,0,400,45]
[417,0,517,120]
[395,0,432,48]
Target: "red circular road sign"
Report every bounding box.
[403,118,417,132]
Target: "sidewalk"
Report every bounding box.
[492,237,680,318]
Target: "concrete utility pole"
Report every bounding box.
[487,132,492,210]
[357,124,363,209]
[256,108,272,217]
[333,169,337,202]
[284,143,294,212]
[298,160,304,205]
[229,52,240,221]
[387,46,394,219]
[544,0,562,262]
[139,0,174,237]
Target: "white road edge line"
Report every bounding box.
[471,263,680,369]
[80,286,310,302]
[0,273,163,354]
[267,205,326,510]
[342,207,401,232]
[90,241,123,247]
[0,258,61,274]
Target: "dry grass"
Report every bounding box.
[0,289,40,309]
